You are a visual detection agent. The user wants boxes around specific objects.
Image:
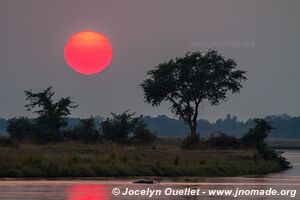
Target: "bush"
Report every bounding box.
[130,122,156,144]
[31,125,64,144]
[241,119,272,149]
[65,117,102,143]
[259,148,290,169]
[207,133,241,149]
[101,111,139,143]
[7,117,64,144]
[101,110,154,144]
[240,119,290,169]
[181,134,200,149]
[7,117,33,141]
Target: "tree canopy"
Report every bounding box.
[24,87,78,132]
[101,110,156,144]
[141,49,246,144]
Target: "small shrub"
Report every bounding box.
[6,117,33,141]
[181,134,200,149]
[207,133,241,149]
[130,122,156,144]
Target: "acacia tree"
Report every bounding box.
[141,50,246,145]
[24,87,77,136]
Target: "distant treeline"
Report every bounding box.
[1,113,299,139]
[144,114,300,139]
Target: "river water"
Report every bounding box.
[0,150,299,200]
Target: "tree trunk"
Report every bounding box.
[191,101,200,146]
[189,123,199,146]
[190,125,197,139]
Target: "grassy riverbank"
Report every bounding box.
[0,142,283,178]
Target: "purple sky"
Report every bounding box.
[0,0,299,121]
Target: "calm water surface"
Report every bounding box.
[0,150,299,200]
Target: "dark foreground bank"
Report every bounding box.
[0,142,287,178]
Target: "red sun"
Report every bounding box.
[64,31,112,75]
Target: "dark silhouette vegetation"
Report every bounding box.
[2,114,300,139]
[180,120,290,169]
[4,86,290,172]
[101,110,156,144]
[6,88,156,145]
[0,50,290,177]
[141,50,246,146]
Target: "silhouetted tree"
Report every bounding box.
[24,87,77,142]
[7,117,33,141]
[242,119,290,169]
[101,110,146,143]
[242,119,273,152]
[141,50,246,146]
[131,121,156,144]
[66,116,101,143]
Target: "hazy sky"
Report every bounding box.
[0,0,299,121]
